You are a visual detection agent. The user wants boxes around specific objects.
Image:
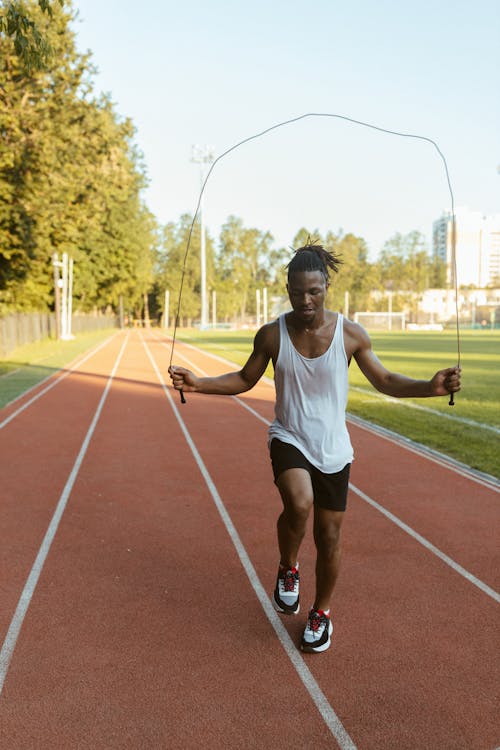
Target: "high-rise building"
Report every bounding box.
[433,207,500,287]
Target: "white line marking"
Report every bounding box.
[0,367,23,379]
[0,351,62,380]
[0,333,129,695]
[350,385,500,435]
[161,337,500,604]
[166,333,498,433]
[165,335,499,489]
[163,345,271,427]
[156,331,275,386]
[142,334,357,750]
[349,484,500,604]
[0,333,118,429]
[347,414,499,491]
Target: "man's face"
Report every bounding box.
[287,270,328,324]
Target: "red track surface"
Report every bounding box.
[1,330,499,749]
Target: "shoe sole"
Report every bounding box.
[300,621,333,653]
[272,593,300,615]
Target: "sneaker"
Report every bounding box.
[273,565,300,615]
[301,608,333,653]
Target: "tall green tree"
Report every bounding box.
[217,216,280,322]
[156,214,215,325]
[0,0,158,315]
[291,228,376,315]
[0,0,63,70]
[376,230,433,320]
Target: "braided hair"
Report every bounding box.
[286,240,342,283]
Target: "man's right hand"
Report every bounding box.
[168,365,199,393]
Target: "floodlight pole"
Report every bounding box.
[52,253,61,339]
[191,145,214,329]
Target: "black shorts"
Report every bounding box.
[270,439,350,512]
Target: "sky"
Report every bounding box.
[70,0,500,259]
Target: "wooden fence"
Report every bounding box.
[0,312,119,358]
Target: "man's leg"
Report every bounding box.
[299,507,344,653]
[272,468,313,615]
[276,468,314,568]
[312,507,345,611]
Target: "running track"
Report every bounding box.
[0,330,498,750]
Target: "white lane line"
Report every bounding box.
[164,334,499,489]
[163,345,271,427]
[347,414,499,492]
[349,485,500,604]
[160,339,500,605]
[0,333,118,429]
[156,331,274,386]
[349,385,500,435]
[0,333,129,695]
[165,333,498,433]
[142,334,357,750]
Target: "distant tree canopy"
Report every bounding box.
[0,2,446,324]
[0,0,64,70]
[0,0,158,315]
[155,219,443,325]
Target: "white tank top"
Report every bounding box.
[268,312,354,473]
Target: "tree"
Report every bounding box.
[0,0,158,315]
[0,0,64,70]
[376,231,433,321]
[291,228,376,315]
[156,214,216,326]
[217,216,278,322]
[330,231,376,314]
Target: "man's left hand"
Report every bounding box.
[430,366,461,397]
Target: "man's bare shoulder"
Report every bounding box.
[254,319,280,357]
[343,318,371,356]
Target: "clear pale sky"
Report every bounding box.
[71,0,500,258]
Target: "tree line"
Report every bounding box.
[1,1,445,325]
[0,0,157,317]
[155,219,445,325]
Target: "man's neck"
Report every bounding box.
[290,309,330,333]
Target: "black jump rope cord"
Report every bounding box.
[168,113,461,406]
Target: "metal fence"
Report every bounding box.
[0,312,119,358]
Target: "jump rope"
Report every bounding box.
[168,112,460,406]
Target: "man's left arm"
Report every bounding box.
[349,323,461,399]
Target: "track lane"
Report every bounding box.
[165,334,500,591]
[2,330,498,749]
[160,334,500,749]
[0,334,126,645]
[0,332,350,749]
[0,333,118,426]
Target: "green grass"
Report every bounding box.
[0,329,116,408]
[173,328,500,478]
[2,326,498,478]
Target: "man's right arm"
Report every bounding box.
[168,323,275,396]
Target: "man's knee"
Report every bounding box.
[277,469,314,527]
[313,512,343,555]
[288,500,312,525]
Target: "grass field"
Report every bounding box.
[173,328,500,478]
[0,329,116,409]
[1,326,498,478]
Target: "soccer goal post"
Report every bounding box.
[353,311,406,331]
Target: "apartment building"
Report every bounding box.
[433,207,500,287]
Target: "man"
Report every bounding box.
[169,243,461,653]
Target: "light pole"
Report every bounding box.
[52,252,74,340]
[191,144,214,329]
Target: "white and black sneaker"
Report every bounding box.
[273,564,300,615]
[301,608,333,653]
